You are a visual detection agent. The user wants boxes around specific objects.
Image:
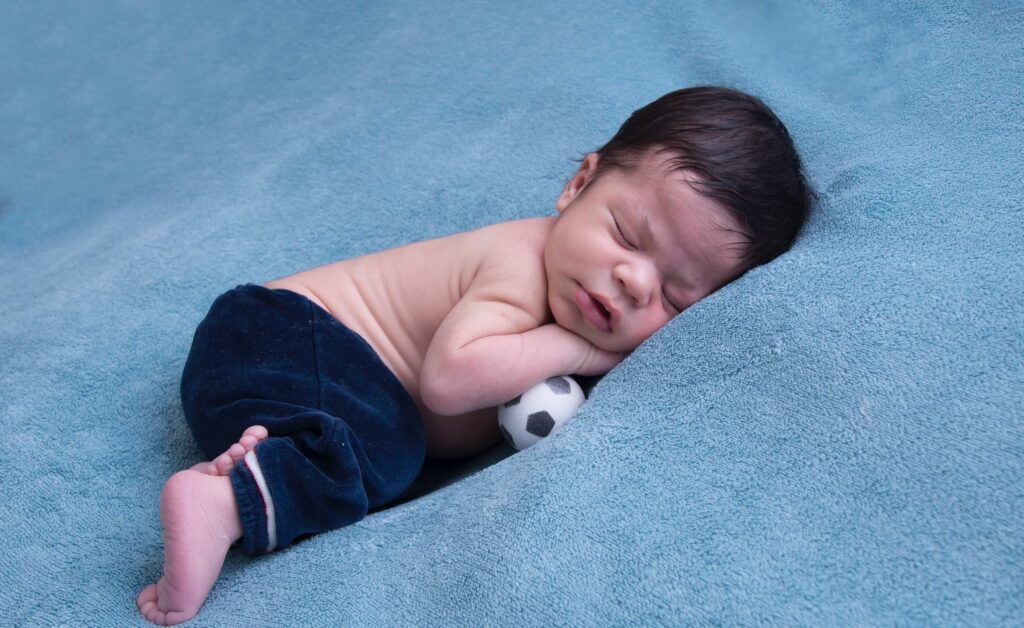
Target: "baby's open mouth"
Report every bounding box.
[575,284,613,332]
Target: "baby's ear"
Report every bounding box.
[556,153,600,213]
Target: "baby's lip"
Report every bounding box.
[590,291,619,330]
[575,284,610,332]
[585,286,614,329]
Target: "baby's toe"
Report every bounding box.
[138,584,166,624]
[212,452,236,476]
[189,461,216,475]
[243,425,269,440]
[239,426,269,452]
[137,583,157,610]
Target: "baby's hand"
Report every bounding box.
[574,341,627,376]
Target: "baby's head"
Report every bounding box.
[544,86,813,352]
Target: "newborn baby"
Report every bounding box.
[138,86,812,625]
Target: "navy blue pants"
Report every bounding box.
[180,284,426,556]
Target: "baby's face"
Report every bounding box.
[543,151,749,353]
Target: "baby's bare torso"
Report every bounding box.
[265,217,555,459]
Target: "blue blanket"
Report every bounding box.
[1,1,1021,624]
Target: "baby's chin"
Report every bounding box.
[586,323,649,355]
[598,334,640,354]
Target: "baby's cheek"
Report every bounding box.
[635,313,674,344]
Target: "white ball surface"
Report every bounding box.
[497,376,586,450]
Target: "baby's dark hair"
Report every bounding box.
[593,86,813,271]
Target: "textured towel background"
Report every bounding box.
[1,1,1021,625]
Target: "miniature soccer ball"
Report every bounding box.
[497,375,586,451]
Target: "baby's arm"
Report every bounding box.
[421,286,622,417]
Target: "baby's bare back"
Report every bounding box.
[265,217,555,458]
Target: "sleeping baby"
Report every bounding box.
[138,85,812,625]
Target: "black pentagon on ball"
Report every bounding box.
[503,395,522,408]
[499,423,517,449]
[526,411,556,437]
[544,376,571,395]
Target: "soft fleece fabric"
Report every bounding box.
[1,1,1021,624]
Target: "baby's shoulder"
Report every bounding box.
[469,217,554,278]
[460,217,554,315]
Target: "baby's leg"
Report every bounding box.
[201,399,425,557]
[176,285,425,558]
[137,429,263,626]
[141,284,425,624]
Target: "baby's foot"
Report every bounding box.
[137,470,242,625]
[190,425,269,476]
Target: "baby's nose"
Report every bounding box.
[615,260,658,307]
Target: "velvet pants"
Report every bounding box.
[180,284,425,555]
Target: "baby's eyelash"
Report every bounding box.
[610,215,675,311]
[613,216,635,250]
[612,212,677,312]
[663,288,680,312]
